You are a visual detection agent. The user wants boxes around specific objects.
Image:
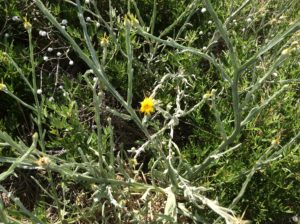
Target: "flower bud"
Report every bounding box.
[0,83,7,91]
[23,18,32,31]
[281,48,291,56]
[203,93,212,100]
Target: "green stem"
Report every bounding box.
[211,99,227,140]
[203,0,241,130]
[0,138,36,182]
[28,30,45,152]
[93,86,104,171]
[125,24,134,106]
[5,90,36,111]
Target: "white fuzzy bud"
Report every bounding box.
[12,16,21,21]
[39,30,47,37]
[61,19,68,25]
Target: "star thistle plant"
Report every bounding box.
[0,0,299,223]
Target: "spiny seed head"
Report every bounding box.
[100,33,109,47]
[129,158,138,167]
[124,13,139,27]
[23,17,32,31]
[75,192,86,207]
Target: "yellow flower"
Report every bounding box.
[140,97,155,115]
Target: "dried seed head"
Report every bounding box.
[36,156,51,168]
